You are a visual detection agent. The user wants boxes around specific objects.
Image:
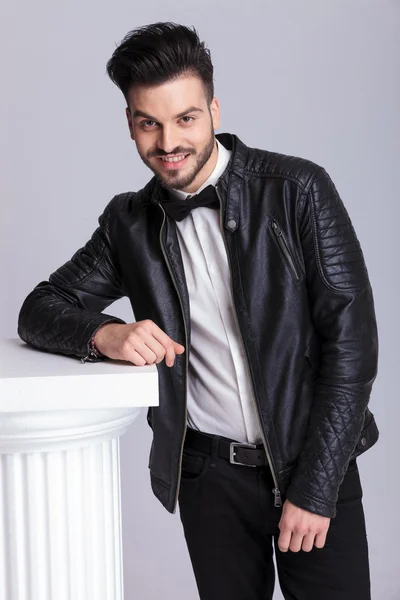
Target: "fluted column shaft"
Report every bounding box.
[0,408,139,600]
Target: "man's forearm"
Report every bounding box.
[18,281,125,359]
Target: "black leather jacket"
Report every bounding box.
[18,133,379,518]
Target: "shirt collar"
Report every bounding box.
[169,139,232,200]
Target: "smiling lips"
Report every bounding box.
[158,153,190,170]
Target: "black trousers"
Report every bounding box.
[178,429,371,600]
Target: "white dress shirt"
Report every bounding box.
[170,140,263,444]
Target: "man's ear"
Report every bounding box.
[210,97,221,131]
[125,107,135,141]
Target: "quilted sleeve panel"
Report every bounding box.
[285,167,379,518]
[17,198,127,360]
[307,167,370,292]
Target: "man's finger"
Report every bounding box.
[125,340,157,364]
[149,322,181,349]
[173,341,185,353]
[301,532,315,553]
[277,530,292,553]
[314,530,328,549]
[289,532,304,553]
[149,324,184,366]
[139,332,167,364]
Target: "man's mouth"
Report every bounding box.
[156,153,191,170]
[159,153,190,163]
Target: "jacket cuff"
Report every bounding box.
[285,484,337,519]
[79,315,126,361]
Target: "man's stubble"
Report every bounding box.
[138,125,216,192]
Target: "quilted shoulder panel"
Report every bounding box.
[245,147,317,190]
[308,168,369,292]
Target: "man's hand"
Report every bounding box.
[93,320,185,367]
[277,499,330,553]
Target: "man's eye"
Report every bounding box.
[142,120,157,128]
[181,116,194,123]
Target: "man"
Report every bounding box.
[18,22,379,600]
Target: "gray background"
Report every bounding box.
[1,0,398,597]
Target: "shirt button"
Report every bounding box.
[361,437,367,446]
[227,219,237,230]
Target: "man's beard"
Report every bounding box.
[138,127,215,191]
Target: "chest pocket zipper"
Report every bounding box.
[271,220,300,281]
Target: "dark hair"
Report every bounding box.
[106,22,214,105]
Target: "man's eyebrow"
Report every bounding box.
[174,106,204,119]
[132,106,204,121]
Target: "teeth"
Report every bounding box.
[160,155,187,163]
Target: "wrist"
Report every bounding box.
[93,322,118,352]
[81,328,107,363]
[81,321,123,364]
[89,332,105,359]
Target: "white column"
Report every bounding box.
[0,339,159,600]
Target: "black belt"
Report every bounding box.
[184,427,268,468]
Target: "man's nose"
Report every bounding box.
[156,126,181,154]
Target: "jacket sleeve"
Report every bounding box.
[285,166,379,518]
[17,197,127,361]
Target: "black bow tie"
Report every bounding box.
[161,185,220,221]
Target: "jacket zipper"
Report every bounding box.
[157,203,189,513]
[216,187,282,508]
[271,220,300,281]
[80,320,121,363]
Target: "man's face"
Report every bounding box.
[126,75,220,193]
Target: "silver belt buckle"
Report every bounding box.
[230,442,258,467]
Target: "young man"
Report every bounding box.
[18,22,379,600]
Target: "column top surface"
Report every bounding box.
[0,338,159,411]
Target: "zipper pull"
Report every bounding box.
[272,487,282,507]
[272,221,282,236]
[81,350,96,363]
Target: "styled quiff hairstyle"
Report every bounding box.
[106,22,214,105]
